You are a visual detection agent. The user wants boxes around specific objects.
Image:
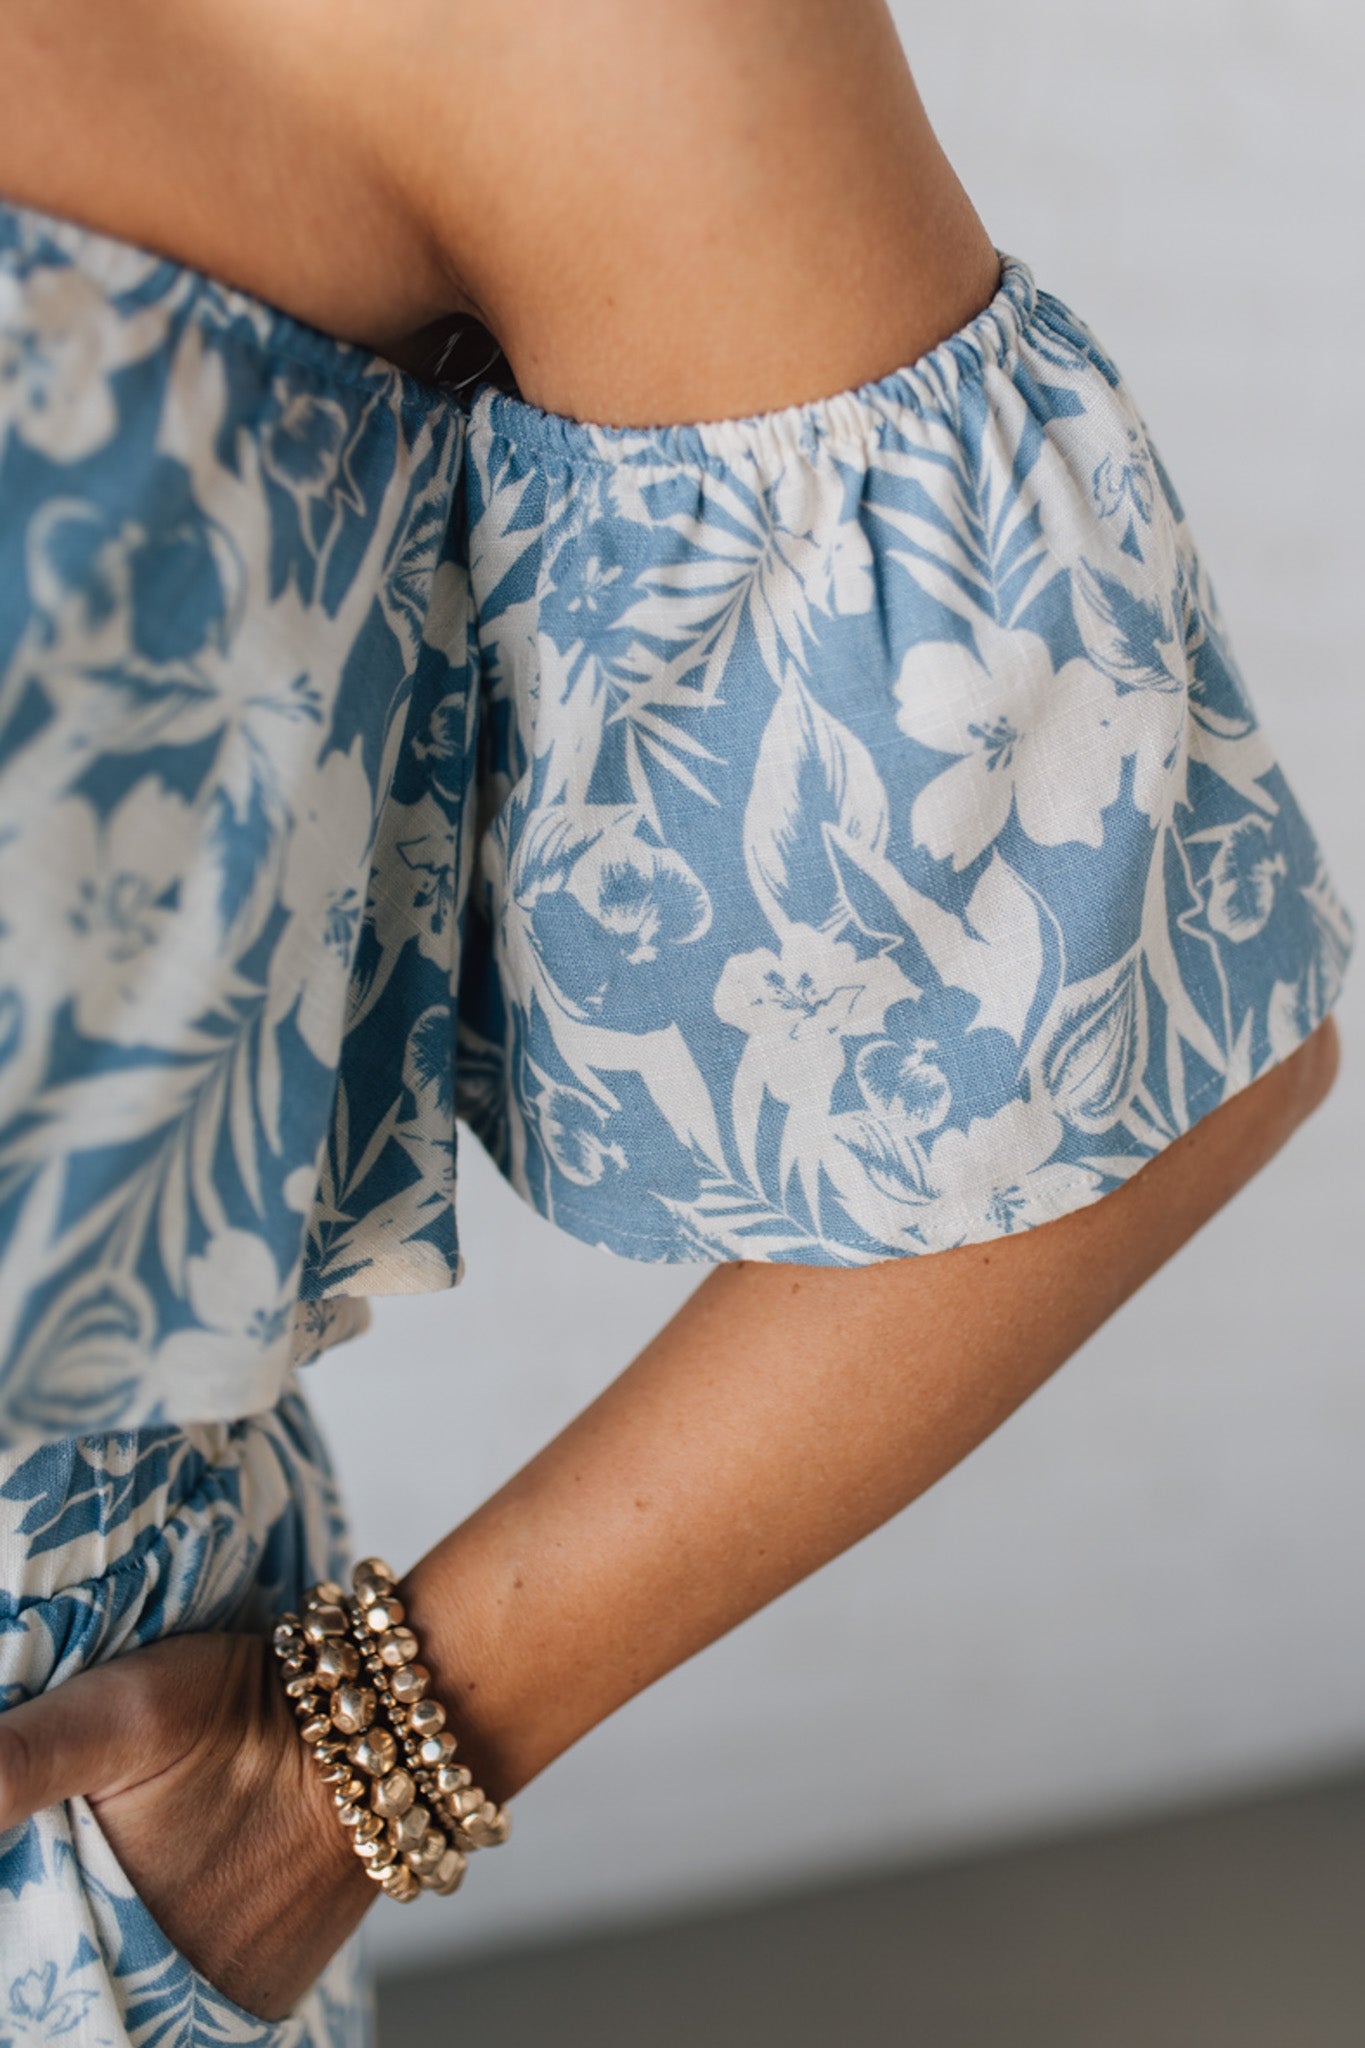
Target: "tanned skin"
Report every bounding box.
[0,1,1343,2018]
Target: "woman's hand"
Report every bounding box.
[0,1035,1335,2021]
[0,1632,375,2021]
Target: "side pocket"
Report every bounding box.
[68,1794,366,2046]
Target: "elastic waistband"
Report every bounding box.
[0,1383,345,1705]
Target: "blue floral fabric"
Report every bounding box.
[0,1381,372,2046]
[0,196,1357,1457]
[0,200,469,1447]
[457,279,1355,1260]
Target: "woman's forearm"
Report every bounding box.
[0,6,1348,2029]
[399,1016,1338,1807]
[0,1021,1332,2022]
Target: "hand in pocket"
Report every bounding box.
[0,1632,374,2022]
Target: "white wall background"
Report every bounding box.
[308,0,1365,1978]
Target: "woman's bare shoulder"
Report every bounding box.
[404,0,999,420]
[0,0,464,352]
[0,0,997,408]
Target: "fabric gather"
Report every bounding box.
[0,196,1354,1446]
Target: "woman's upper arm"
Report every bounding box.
[0,0,997,408]
[386,0,1000,420]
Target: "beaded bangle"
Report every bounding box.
[270,1556,511,1904]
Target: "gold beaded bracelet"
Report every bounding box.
[270,1556,511,1904]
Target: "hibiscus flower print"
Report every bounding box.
[895,612,1179,870]
[0,783,223,1055]
[1187,812,1288,944]
[923,1096,1102,1245]
[564,552,624,616]
[260,388,350,514]
[524,1064,628,1188]
[823,1036,955,1220]
[271,741,378,1064]
[411,686,475,805]
[897,626,1115,868]
[853,1036,954,1133]
[17,495,243,711]
[152,1229,297,1388]
[1,1960,98,2041]
[565,826,711,966]
[0,209,1355,1441]
[1092,425,1156,531]
[713,928,918,1107]
[382,808,460,954]
[0,259,162,462]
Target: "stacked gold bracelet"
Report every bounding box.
[270,1556,511,1904]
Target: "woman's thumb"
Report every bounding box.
[0,1649,173,1829]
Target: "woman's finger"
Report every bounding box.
[0,1642,184,1829]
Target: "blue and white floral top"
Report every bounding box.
[0,198,1354,1447]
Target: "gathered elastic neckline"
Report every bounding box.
[1,198,1038,462]
[465,252,1036,473]
[0,192,462,407]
